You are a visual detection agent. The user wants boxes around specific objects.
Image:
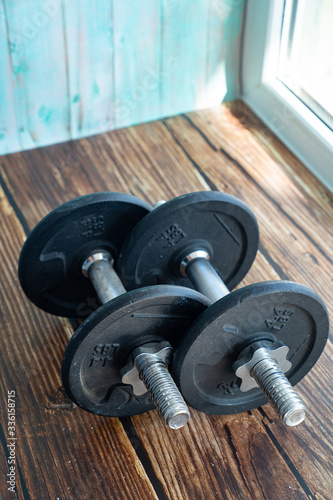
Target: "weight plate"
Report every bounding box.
[61,285,210,417]
[118,191,259,292]
[18,192,152,317]
[173,281,329,415]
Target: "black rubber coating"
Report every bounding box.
[62,285,210,417]
[118,191,259,292]
[18,192,152,318]
[173,281,329,415]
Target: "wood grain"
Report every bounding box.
[0,0,244,156]
[2,0,71,152]
[0,102,332,499]
[163,112,333,321]
[186,102,333,260]
[0,1,20,153]
[0,174,158,500]
[113,0,162,129]
[62,0,115,138]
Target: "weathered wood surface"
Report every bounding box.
[0,101,332,499]
[0,0,245,156]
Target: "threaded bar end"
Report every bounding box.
[251,357,306,426]
[136,358,190,429]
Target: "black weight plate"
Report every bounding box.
[118,191,259,292]
[61,285,210,417]
[173,281,329,415]
[18,192,152,318]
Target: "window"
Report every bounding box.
[242,0,333,191]
[278,0,333,130]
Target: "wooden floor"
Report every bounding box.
[0,101,332,500]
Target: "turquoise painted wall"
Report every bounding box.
[0,0,245,155]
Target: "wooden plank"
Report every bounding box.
[128,247,332,499]
[0,1,244,156]
[256,347,333,499]
[113,0,162,129]
[160,0,210,116]
[0,119,209,230]
[160,110,333,497]
[0,184,158,499]
[163,113,333,323]
[3,0,71,151]
[127,250,316,500]
[2,110,332,328]
[1,104,332,498]
[186,102,333,260]
[130,410,309,500]
[63,0,115,139]
[0,1,20,155]
[206,0,245,102]
[225,100,333,235]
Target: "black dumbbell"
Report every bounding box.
[18,192,211,429]
[118,192,329,426]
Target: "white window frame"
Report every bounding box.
[242,0,333,192]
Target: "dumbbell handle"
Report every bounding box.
[184,254,229,303]
[83,199,167,304]
[86,250,229,306]
[83,252,126,304]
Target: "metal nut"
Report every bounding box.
[121,342,173,396]
[233,342,292,392]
